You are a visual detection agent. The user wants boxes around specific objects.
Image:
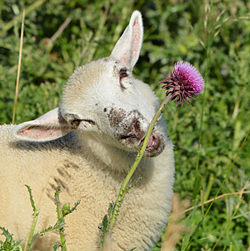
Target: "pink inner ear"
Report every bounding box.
[133,20,141,43]
[17,125,66,140]
[131,18,142,65]
[119,52,130,67]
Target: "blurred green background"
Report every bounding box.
[0,0,250,250]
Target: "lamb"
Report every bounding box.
[0,11,175,251]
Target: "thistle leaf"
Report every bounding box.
[0,227,22,251]
[25,185,36,214]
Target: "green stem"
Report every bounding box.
[24,208,40,251]
[55,187,67,251]
[109,94,172,232]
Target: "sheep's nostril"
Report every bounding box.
[130,119,140,134]
[131,119,145,140]
[134,120,140,131]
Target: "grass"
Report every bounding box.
[0,0,250,250]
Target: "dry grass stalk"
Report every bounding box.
[161,193,190,251]
[12,9,25,124]
[183,188,250,214]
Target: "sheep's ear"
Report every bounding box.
[12,108,71,142]
[111,10,143,70]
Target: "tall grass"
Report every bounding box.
[12,9,24,124]
[0,0,249,250]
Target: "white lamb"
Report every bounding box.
[0,11,175,251]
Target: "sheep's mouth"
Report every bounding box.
[139,131,164,157]
[140,133,158,150]
[119,129,165,157]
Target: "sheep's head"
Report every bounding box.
[60,57,166,158]
[12,11,167,158]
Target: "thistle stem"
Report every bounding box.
[55,187,67,251]
[24,208,40,251]
[109,94,172,232]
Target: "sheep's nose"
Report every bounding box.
[120,118,145,141]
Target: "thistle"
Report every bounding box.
[161,61,205,106]
[106,61,205,242]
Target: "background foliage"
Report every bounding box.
[0,0,250,250]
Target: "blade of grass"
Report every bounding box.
[12,9,25,124]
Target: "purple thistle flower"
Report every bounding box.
[160,61,205,106]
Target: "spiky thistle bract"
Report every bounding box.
[161,61,205,106]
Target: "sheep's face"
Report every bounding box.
[13,11,167,158]
[61,58,166,157]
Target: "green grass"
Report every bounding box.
[0,0,250,250]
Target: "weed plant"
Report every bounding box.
[0,186,79,251]
[0,0,250,250]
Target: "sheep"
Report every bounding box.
[0,11,175,251]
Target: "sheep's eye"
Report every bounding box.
[119,69,128,79]
[71,119,81,127]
